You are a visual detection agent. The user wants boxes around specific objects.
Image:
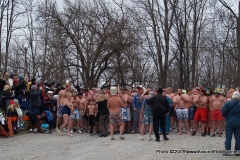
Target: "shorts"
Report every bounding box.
[176,108,188,120]
[142,115,153,125]
[120,107,127,122]
[88,115,95,126]
[109,112,122,126]
[194,108,207,122]
[188,106,197,120]
[57,104,63,117]
[126,108,131,121]
[62,105,71,115]
[71,109,80,120]
[211,110,223,121]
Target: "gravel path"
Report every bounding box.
[0,130,239,160]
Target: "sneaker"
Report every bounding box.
[139,136,144,140]
[28,129,32,133]
[70,130,73,134]
[55,128,60,132]
[131,131,136,134]
[33,128,38,133]
[183,129,186,133]
[120,135,125,140]
[78,130,82,134]
[156,139,160,142]
[63,128,67,132]
[148,136,152,141]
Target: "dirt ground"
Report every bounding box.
[1,129,239,160]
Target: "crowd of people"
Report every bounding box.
[0,70,240,156]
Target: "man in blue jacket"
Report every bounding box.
[131,86,144,134]
[221,91,240,156]
[29,85,42,114]
[146,88,170,142]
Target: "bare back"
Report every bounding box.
[107,96,123,113]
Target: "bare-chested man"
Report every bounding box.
[78,92,87,131]
[120,88,132,133]
[86,99,97,136]
[56,84,71,131]
[209,91,226,137]
[107,86,124,140]
[70,90,82,134]
[192,89,208,136]
[166,87,175,129]
[174,89,191,135]
[190,89,199,131]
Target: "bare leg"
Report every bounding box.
[110,125,114,139]
[67,116,72,136]
[141,124,145,136]
[119,122,125,136]
[178,120,183,135]
[59,114,68,135]
[211,121,217,136]
[201,122,206,134]
[149,125,153,136]
[217,121,223,136]
[184,120,190,135]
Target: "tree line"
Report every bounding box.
[0,0,239,90]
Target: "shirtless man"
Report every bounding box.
[56,84,71,131]
[166,87,175,130]
[83,89,92,131]
[190,89,199,131]
[174,89,191,135]
[70,90,82,134]
[192,89,208,136]
[181,89,193,134]
[120,88,132,133]
[86,99,97,136]
[78,92,87,131]
[107,86,124,140]
[209,91,226,137]
[83,89,92,102]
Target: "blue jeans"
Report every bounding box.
[159,113,170,133]
[225,127,240,151]
[131,110,140,132]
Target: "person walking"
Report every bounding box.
[146,88,170,142]
[221,91,240,156]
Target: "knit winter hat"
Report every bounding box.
[232,91,240,99]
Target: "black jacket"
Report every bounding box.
[146,93,170,113]
[29,89,42,108]
[97,100,109,115]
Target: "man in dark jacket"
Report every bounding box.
[29,85,42,114]
[221,91,240,156]
[146,88,170,142]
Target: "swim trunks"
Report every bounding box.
[71,109,80,120]
[211,110,223,121]
[109,112,122,126]
[120,107,127,122]
[126,108,131,121]
[188,106,197,120]
[88,115,95,126]
[176,108,188,120]
[57,104,63,117]
[194,108,207,122]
